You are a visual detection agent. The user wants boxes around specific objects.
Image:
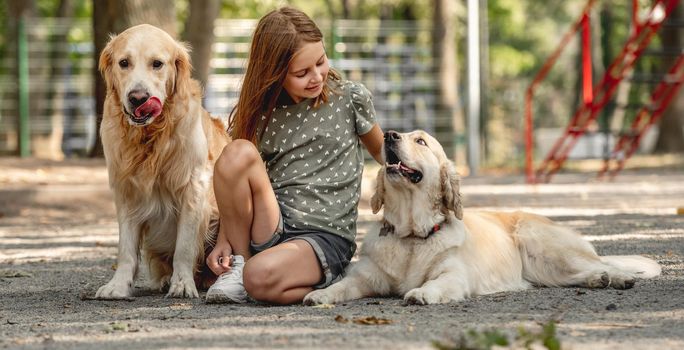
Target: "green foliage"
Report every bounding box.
[35,0,56,17]
[73,0,91,18]
[214,0,430,21]
[488,0,579,78]
[35,0,90,18]
[489,45,536,77]
[433,329,509,350]
[517,321,560,350]
[432,320,561,350]
[220,0,291,19]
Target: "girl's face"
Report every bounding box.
[283,41,329,104]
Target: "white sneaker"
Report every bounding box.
[205,255,249,304]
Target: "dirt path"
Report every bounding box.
[1,158,683,349]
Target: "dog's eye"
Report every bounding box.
[118,59,129,68]
[416,138,427,146]
[152,60,164,69]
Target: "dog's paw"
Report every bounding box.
[166,273,199,298]
[609,273,636,290]
[585,272,610,289]
[95,279,133,299]
[404,287,448,305]
[303,289,335,306]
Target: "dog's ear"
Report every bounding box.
[441,161,463,220]
[98,34,117,92]
[370,167,385,214]
[172,41,193,99]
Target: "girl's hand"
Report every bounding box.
[206,240,233,276]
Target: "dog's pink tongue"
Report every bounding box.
[134,96,162,119]
[399,163,415,173]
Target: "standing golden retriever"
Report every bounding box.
[95,24,230,299]
[304,130,661,305]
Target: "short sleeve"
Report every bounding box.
[349,82,376,136]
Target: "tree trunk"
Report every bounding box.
[182,0,220,91]
[654,5,684,153]
[45,0,74,160]
[479,0,489,165]
[341,0,351,19]
[6,0,34,156]
[432,0,464,162]
[90,0,176,157]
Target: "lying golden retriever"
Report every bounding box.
[304,130,661,305]
[95,24,229,299]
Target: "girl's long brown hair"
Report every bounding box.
[229,6,341,143]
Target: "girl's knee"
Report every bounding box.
[243,258,279,302]
[215,140,260,180]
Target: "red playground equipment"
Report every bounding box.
[525,0,684,183]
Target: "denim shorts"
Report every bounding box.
[250,215,354,289]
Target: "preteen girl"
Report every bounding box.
[205,6,384,305]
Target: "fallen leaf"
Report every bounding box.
[334,315,348,323]
[312,303,335,309]
[352,316,393,325]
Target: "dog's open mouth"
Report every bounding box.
[127,96,162,125]
[385,147,423,183]
[128,111,154,125]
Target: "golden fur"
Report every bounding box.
[304,130,661,305]
[95,24,230,299]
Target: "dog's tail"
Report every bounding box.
[601,255,661,279]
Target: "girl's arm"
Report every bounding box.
[360,124,384,164]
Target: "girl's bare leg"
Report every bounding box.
[243,240,323,304]
[207,140,281,274]
[210,140,324,305]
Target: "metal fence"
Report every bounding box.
[0,18,96,158]
[0,18,441,157]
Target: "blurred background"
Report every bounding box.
[0,0,682,178]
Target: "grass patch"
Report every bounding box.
[433,320,561,350]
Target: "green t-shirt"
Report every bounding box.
[257,80,376,247]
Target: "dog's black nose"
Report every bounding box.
[128,89,150,108]
[384,131,401,143]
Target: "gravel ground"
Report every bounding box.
[0,158,682,349]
